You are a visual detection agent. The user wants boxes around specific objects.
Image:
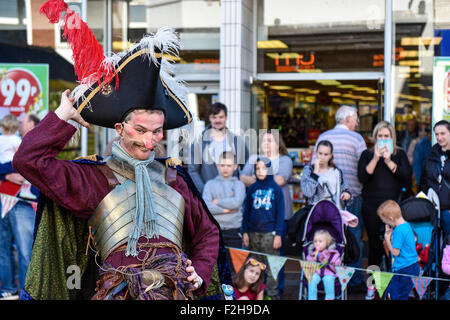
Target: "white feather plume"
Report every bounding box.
[71,27,188,111]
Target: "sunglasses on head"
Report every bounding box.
[246,258,266,270]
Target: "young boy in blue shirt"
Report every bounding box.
[377,200,420,300]
[241,157,285,299]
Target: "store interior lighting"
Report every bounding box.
[399,60,420,66]
[352,86,373,91]
[269,85,293,90]
[328,92,341,96]
[315,80,341,86]
[400,37,442,46]
[337,84,357,89]
[297,69,323,73]
[258,40,289,49]
[399,50,419,58]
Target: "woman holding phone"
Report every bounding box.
[357,121,412,270]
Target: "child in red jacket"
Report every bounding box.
[413,231,430,271]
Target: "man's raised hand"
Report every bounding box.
[54,89,90,129]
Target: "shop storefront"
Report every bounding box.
[252,0,441,148]
[249,0,447,209]
[1,0,449,164]
[0,0,221,157]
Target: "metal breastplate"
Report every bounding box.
[88,158,185,261]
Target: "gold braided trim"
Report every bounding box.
[159,78,191,124]
[165,157,183,168]
[74,154,100,162]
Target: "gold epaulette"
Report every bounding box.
[165,157,183,169]
[74,154,103,163]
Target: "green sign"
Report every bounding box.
[0,63,49,120]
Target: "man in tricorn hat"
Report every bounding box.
[12,0,230,300]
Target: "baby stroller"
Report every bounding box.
[297,200,349,300]
[396,188,442,300]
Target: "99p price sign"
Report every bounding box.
[0,63,48,119]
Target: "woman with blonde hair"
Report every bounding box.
[357,121,412,272]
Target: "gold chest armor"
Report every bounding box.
[88,157,185,261]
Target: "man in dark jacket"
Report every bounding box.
[420,120,450,239]
[187,103,249,193]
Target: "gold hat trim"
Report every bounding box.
[76,48,191,126]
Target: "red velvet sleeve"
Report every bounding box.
[171,174,220,296]
[12,111,110,219]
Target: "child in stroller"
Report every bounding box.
[306,229,341,300]
[297,200,353,300]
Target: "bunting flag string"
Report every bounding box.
[412,276,433,299]
[228,248,250,274]
[372,271,394,298]
[1,193,19,219]
[1,193,38,219]
[266,255,288,281]
[299,260,322,283]
[225,247,450,286]
[335,266,355,291]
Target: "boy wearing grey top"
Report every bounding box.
[203,151,246,249]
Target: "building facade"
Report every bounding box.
[1,0,449,156]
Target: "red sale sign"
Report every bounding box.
[0,64,48,119]
[0,68,41,116]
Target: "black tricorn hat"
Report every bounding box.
[40,0,191,130]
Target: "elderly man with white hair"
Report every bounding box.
[312,105,367,293]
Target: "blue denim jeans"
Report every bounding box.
[278,220,287,297]
[308,273,336,300]
[0,201,35,293]
[346,195,364,286]
[387,262,420,300]
[442,287,450,300]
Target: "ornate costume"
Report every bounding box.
[13,0,231,300]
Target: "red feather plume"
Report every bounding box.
[40,0,118,89]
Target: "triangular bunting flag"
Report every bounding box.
[412,276,432,299]
[228,248,250,274]
[336,266,355,291]
[1,193,19,219]
[300,260,321,283]
[373,271,394,298]
[266,255,287,281]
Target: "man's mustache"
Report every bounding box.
[131,139,153,151]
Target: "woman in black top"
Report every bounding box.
[358,121,412,268]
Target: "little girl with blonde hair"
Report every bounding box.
[306,229,341,300]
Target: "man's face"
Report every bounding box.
[435,124,450,150]
[114,110,165,160]
[209,110,227,131]
[406,119,417,134]
[346,113,359,131]
[19,114,34,137]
